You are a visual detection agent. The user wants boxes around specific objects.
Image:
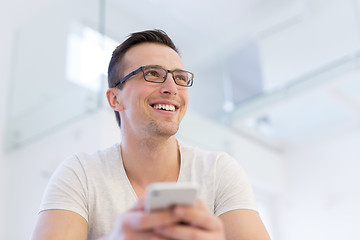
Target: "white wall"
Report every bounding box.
[0,16,11,240]
[278,128,360,240]
[0,0,58,237]
[0,3,17,238]
[5,110,120,239]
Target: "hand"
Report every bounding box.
[105,198,178,240]
[153,200,226,240]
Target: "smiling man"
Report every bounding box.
[31,30,271,240]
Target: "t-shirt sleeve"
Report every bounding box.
[214,153,257,217]
[39,154,89,222]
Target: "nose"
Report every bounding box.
[160,72,178,95]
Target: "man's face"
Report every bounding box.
[116,43,189,138]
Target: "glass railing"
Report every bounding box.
[5,0,107,150]
[231,52,360,119]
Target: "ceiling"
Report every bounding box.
[6,0,360,150]
[104,0,360,149]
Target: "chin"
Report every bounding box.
[148,121,179,137]
[156,127,179,137]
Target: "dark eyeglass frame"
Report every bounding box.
[112,65,194,88]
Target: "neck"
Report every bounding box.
[120,132,180,197]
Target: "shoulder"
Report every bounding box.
[65,143,121,168]
[75,143,120,163]
[178,140,239,167]
[178,140,245,182]
[52,143,122,182]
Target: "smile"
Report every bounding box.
[152,103,176,112]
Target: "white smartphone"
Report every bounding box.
[145,182,198,212]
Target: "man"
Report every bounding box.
[32,29,270,240]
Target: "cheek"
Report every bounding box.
[182,91,189,106]
[129,88,151,111]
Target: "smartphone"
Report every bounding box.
[145,182,198,212]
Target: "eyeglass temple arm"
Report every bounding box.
[112,68,142,88]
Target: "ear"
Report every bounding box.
[106,88,124,111]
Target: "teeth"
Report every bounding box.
[153,104,176,111]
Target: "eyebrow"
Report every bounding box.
[148,64,185,71]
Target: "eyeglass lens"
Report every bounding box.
[142,66,192,86]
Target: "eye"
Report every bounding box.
[174,72,188,83]
[144,69,161,77]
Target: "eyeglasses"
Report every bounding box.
[112,65,194,88]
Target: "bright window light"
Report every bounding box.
[66,23,118,91]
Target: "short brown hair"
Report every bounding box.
[107,29,179,128]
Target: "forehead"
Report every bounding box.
[122,43,184,71]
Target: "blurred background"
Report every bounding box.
[1,0,360,239]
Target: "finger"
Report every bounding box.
[121,209,178,231]
[150,235,168,240]
[173,200,222,231]
[155,224,217,240]
[112,230,163,240]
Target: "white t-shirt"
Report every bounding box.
[39,141,257,240]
